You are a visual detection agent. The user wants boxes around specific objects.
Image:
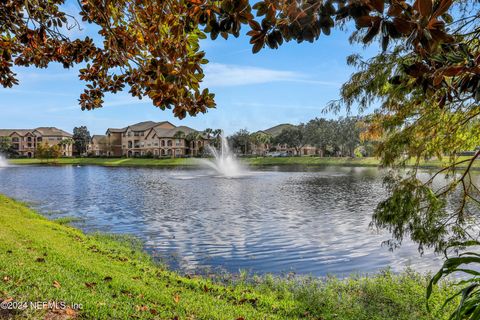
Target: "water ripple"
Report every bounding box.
[0,165,445,276]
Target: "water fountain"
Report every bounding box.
[0,154,9,168]
[199,135,246,178]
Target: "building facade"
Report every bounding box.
[89,121,209,158]
[88,135,108,157]
[0,127,73,157]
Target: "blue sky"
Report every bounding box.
[0,3,380,135]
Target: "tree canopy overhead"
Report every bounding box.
[1,0,215,118]
[2,0,475,118]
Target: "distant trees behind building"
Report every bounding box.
[73,126,91,156]
[0,137,14,157]
[228,116,377,157]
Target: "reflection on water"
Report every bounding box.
[0,165,444,276]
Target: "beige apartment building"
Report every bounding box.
[89,121,209,158]
[88,135,108,156]
[0,127,73,157]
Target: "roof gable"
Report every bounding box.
[154,121,176,130]
[91,135,107,143]
[106,128,126,134]
[128,121,159,132]
[34,127,72,137]
[0,129,35,137]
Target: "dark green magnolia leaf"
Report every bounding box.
[355,16,374,29]
[387,3,403,17]
[393,17,413,34]
[363,20,381,43]
[370,0,384,13]
[252,40,263,53]
[416,0,433,17]
[382,34,389,51]
[433,0,453,18]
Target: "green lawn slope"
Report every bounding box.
[0,195,456,319]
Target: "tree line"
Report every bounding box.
[228,116,375,157]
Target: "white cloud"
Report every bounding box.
[203,63,339,87]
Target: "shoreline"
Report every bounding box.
[0,194,457,319]
[7,156,478,170]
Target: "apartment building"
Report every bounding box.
[254,124,319,156]
[88,135,108,156]
[0,127,73,157]
[89,121,209,158]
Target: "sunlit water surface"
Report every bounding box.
[0,165,446,276]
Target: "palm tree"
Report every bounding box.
[58,138,74,156]
[212,129,222,138]
[210,129,222,149]
[173,130,185,139]
[185,131,203,156]
[203,128,214,139]
[248,132,272,156]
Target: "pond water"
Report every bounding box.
[0,165,444,276]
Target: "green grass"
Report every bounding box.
[245,156,382,167]
[9,157,197,167]
[9,156,480,169]
[246,156,479,169]
[52,216,84,226]
[0,194,457,319]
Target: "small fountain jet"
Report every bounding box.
[200,134,246,178]
[0,154,9,168]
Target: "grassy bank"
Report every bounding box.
[9,156,477,169]
[0,194,456,319]
[9,157,197,167]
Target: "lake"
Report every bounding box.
[0,165,443,276]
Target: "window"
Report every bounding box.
[12,137,19,142]
[37,137,42,142]
[48,138,55,141]
[161,140,165,147]
[57,137,62,141]
[27,137,32,142]
[176,139,181,146]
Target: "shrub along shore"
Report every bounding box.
[7,156,479,169]
[0,194,456,319]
